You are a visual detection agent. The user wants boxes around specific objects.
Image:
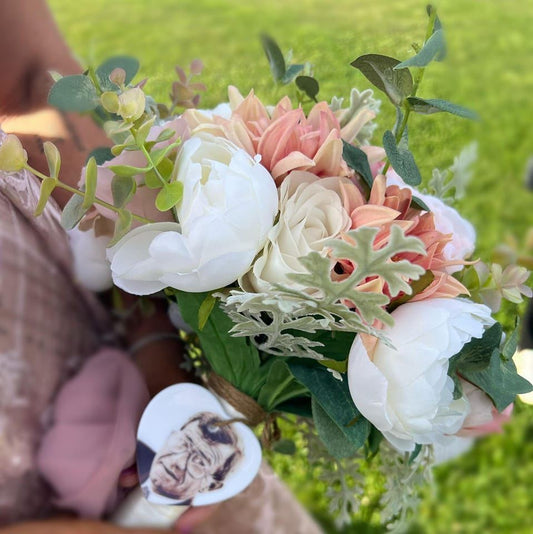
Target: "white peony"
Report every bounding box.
[108,134,278,294]
[68,227,113,292]
[347,298,494,452]
[386,170,476,273]
[241,171,351,292]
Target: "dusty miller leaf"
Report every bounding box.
[219,226,425,359]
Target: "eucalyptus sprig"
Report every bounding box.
[351,5,477,187]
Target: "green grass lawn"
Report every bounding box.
[48,0,533,532]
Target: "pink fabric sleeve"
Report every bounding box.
[37,349,150,518]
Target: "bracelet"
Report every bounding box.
[129,332,183,357]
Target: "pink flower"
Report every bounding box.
[456,379,513,437]
[183,88,380,185]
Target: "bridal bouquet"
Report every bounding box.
[1,5,531,530]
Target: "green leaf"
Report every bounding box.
[449,323,503,374]
[297,330,356,362]
[460,349,533,412]
[150,142,181,167]
[96,56,140,91]
[394,30,446,69]
[111,175,136,208]
[407,97,478,120]
[342,140,373,189]
[382,130,422,186]
[411,195,431,211]
[108,209,133,246]
[282,64,305,84]
[260,34,286,82]
[257,360,308,411]
[351,54,413,106]
[82,157,98,209]
[295,76,319,102]
[155,181,183,211]
[61,193,88,230]
[198,293,217,331]
[34,177,57,217]
[502,323,520,360]
[154,128,177,144]
[43,142,61,179]
[366,426,383,458]
[108,164,151,177]
[389,270,435,311]
[276,397,312,418]
[176,291,263,397]
[87,147,114,165]
[408,444,422,464]
[272,439,296,455]
[48,75,99,112]
[289,361,370,453]
[319,359,347,374]
[135,117,156,147]
[313,398,362,459]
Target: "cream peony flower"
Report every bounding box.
[108,134,278,295]
[241,171,351,292]
[386,170,476,273]
[347,298,494,452]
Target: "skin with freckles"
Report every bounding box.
[148,413,242,502]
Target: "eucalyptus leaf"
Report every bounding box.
[407,97,478,120]
[150,141,181,167]
[135,117,156,147]
[155,181,183,211]
[295,75,319,102]
[109,209,133,246]
[260,34,286,82]
[351,54,413,106]
[96,56,140,91]
[289,361,370,451]
[382,130,422,186]
[61,193,88,230]
[411,195,431,211]
[82,157,98,209]
[342,140,373,189]
[43,142,61,179]
[48,75,99,112]
[394,30,446,69]
[34,178,57,217]
[108,164,151,177]
[111,175,136,208]
[282,64,305,85]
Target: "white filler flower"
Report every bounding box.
[386,170,476,273]
[347,298,494,452]
[108,134,278,294]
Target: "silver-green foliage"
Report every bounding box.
[219,226,426,359]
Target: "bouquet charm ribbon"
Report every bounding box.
[112,379,264,528]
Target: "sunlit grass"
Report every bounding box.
[48,1,533,532]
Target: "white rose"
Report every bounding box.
[241,171,350,292]
[386,170,475,273]
[68,227,113,292]
[347,298,494,452]
[108,134,278,295]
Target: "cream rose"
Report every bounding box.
[347,298,494,452]
[108,134,278,294]
[241,171,351,292]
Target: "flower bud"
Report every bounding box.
[118,88,146,121]
[0,134,28,172]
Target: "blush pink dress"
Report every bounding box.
[0,149,323,532]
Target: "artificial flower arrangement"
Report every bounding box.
[1,5,532,530]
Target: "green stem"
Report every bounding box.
[26,165,153,224]
[382,8,437,175]
[140,143,167,187]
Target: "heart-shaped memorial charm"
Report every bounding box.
[136,383,262,507]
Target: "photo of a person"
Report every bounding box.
[137,412,243,504]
